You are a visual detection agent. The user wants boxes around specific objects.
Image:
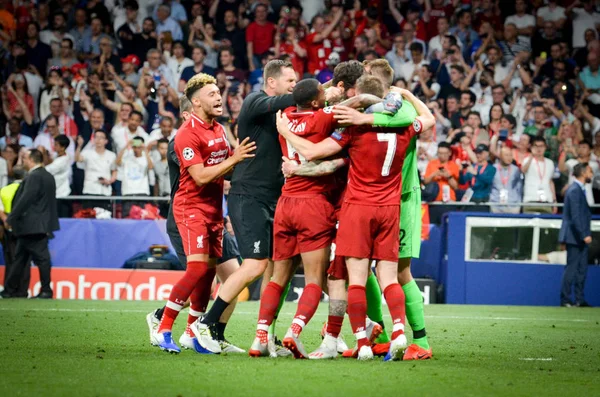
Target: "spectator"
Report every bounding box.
[116,1,143,58]
[475,85,510,127]
[25,22,53,77]
[567,0,600,50]
[427,17,450,61]
[354,34,369,62]
[112,110,149,154]
[536,0,567,30]
[386,34,407,79]
[4,73,34,126]
[85,0,111,27]
[541,60,576,108]
[424,142,460,202]
[0,118,33,150]
[148,117,176,144]
[443,94,460,125]
[490,146,523,214]
[449,10,479,58]
[532,21,561,59]
[48,38,77,72]
[136,18,158,63]
[75,130,117,206]
[114,55,141,87]
[188,16,220,70]
[416,125,438,175]
[40,97,78,139]
[155,4,183,41]
[40,12,76,57]
[215,9,248,70]
[33,115,75,160]
[505,0,536,46]
[490,114,518,158]
[559,140,597,206]
[437,65,465,106]
[276,25,307,79]
[152,138,170,215]
[116,136,153,216]
[486,104,505,137]
[2,144,20,182]
[45,135,72,217]
[467,112,489,146]
[499,24,531,64]
[400,22,427,61]
[512,133,532,170]
[412,64,440,102]
[179,46,216,91]
[305,10,343,75]
[83,17,109,58]
[153,0,187,26]
[428,101,450,140]
[166,41,193,88]
[70,8,91,54]
[579,52,600,105]
[522,136,556,214]
[218,47,248,85]
[246,4,275,71]
[460,144,496,203]
[400,42,427,83]
[141,48,177,91]
[451,90,476,129]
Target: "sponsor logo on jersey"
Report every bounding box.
[206,149,229,165]
[182,147,194,161]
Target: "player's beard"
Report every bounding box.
[196,102,223,122]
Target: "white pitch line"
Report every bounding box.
[519,358,554,361]
[0,307,593,323]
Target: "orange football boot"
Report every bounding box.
[402,344,432,360]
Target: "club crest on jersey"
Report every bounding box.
[197,235,204,249]
[331,127,345,141]
[182,147,194,161]
[323,106,334,114]
[413,119,422,133]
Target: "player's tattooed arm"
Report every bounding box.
[282,156,347,178]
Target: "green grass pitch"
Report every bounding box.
[1,300,599,396]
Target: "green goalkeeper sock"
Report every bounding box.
[366,272,390,343]
[403,280,429,349]
[269,280,292,336]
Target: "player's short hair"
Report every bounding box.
[355,75,385,99]
[179,95,192,112]
[185,73,217,101]
[363,59,394,87]
[55,135,70,149]
[12,165,26,180]
[28,149,43,164]
[332,61,365,91]
[292,78,320,108]
[263,59,294,82]
[573,162,589,178]
[157,138,169,146]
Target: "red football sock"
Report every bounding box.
[326,315,344,338]
[198,267,217,313]
[256,282,284,341]
[347,285,368,349]
[290,283,321,336]
[158,261,209,333]
[384,283,406,340]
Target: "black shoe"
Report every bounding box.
[575,301,592,307]
[0,290,14,299]
[560,302,573,307]
[34,291,53,299]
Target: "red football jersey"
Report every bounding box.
[279,106,339,196]
[173,113,232,222]
[331,120,422,206]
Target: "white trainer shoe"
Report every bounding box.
[249,335,269,357]
[309,335,338,359]
[336,333,349,353]
[268,334,292,358]
[387,333,408,361]
[282,329,309,359]
[219,339,246,354]
[357,345,374,361]
[189,320,221,354]
[146,310,161,346]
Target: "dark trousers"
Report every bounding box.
[2,229,30,296]
[561,243,589,304]
[5,234,52,294]
[57,200,72,218]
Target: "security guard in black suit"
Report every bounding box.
[4,149,59,299]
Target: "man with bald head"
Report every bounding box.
[489,146,523,214]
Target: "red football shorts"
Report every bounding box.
[327,253,347,280]
[335,202,400,262]
[273,194,336,261]
[176,211,223,258]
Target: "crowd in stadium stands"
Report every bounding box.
[0,0,599,218]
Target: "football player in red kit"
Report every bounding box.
[276,77,435,360]
[155,73,256,354]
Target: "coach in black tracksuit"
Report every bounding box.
[199,60,297,329]
[4,149,59,299]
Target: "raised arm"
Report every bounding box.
[248,94,295,118]
[276,111,343,161]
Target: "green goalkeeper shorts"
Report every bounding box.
[399,190,422,259]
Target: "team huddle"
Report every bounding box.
[145,58,435,361]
